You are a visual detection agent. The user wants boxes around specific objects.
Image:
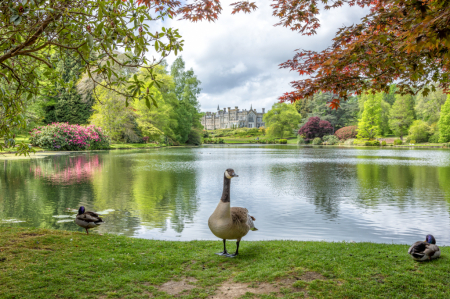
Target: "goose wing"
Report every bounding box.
[231,207,257,231]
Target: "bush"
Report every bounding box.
[142,136,149,143]
[363,140,380,146]
[323,135,339,145]
[394,139,403,145]
[203,138,224,144]
[408,120,431,143]
[29,123,110,150]
[279,139,288,144]
[298,117,333,141]
[202,130,209,138]
[410,140,416,144]
[381,140,387,146]
[429,132,440,143]
[344,138,355,145]
[312,137,322,145]
[187,128,202,145]
[335,126,358,140]
[297,135,306,144]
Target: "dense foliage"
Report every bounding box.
[335,126,358,140]
[1,0,185,154]
[298,116,333,140]
[389,95,415,140]
[408,120,431,143]
[278,0,450,110]
[357,93,381,140]
[439,96,450,143]
[89,58,202,145]
[263,103,302,138]
[42,53,94,125]
[29,123,110,150]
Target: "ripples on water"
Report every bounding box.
[1,145,450,245]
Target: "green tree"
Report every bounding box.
[415,88,447,125]
[408,120,431,143]
[170,57,202,143]
[89,88,141,143]
[357,93,381,140]
[380,100,391,136]
[263,103,302,138]
[389,94,415,140]
[438,95,450,143]
[43,53,94,125]
[0,0,184,154]
[297,92,359,131]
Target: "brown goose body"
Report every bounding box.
[208,169,257,257]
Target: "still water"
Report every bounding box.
[1,145,450,244]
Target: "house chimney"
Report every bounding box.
[224,107,226,112]
[262,108,265,113]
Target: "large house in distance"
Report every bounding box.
[201,105,266,130]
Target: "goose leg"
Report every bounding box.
[226,241,240,258]
[85,228,89,235]
[215,239,228,256]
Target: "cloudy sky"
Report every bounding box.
[162,1,370,112]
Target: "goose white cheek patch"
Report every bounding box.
[225,171,232,179]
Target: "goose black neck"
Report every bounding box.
[220,175,231,203]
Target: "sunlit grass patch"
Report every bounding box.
[0,228,449,298]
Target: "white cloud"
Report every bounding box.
[161,1,370,112]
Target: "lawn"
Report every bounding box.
[1,227,449,298]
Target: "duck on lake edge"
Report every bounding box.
[208,168,258,258]
[75,206,104,234]
[408,234,441,261]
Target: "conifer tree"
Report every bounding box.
[43,54,93,125]
[388,94,415,140]
[357,93,381,140]
[438,95,450,143]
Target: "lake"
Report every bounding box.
[1,145,450,245]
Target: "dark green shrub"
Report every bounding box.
[279,139,287,144]
[187,128,202,145]
[364,141,372,146]
[394,139,403,145]
[381,141,387,146]
[372,140,380,146]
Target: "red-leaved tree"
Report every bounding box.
[335,126,358,140]
[298,117,333,140]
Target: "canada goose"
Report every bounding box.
[75,206,104,234]
[408,234,441,261]
[208,168,258,257]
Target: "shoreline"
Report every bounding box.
[1,227,449,298]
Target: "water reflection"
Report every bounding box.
[1,146,450,244]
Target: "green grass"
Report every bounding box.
[1,228,449,298]
[109,143,164,149]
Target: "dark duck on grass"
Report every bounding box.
[208,169,258,258]
[75,206,104,234]
[408,234,441,261]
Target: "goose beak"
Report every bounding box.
[233,174,239,177]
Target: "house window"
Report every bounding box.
[248,116,254,122]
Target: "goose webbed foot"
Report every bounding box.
[224,241,240,258]
[215,239,228,256]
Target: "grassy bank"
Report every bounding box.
[1,228,449,298]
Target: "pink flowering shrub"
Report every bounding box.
[29,123,110,151]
